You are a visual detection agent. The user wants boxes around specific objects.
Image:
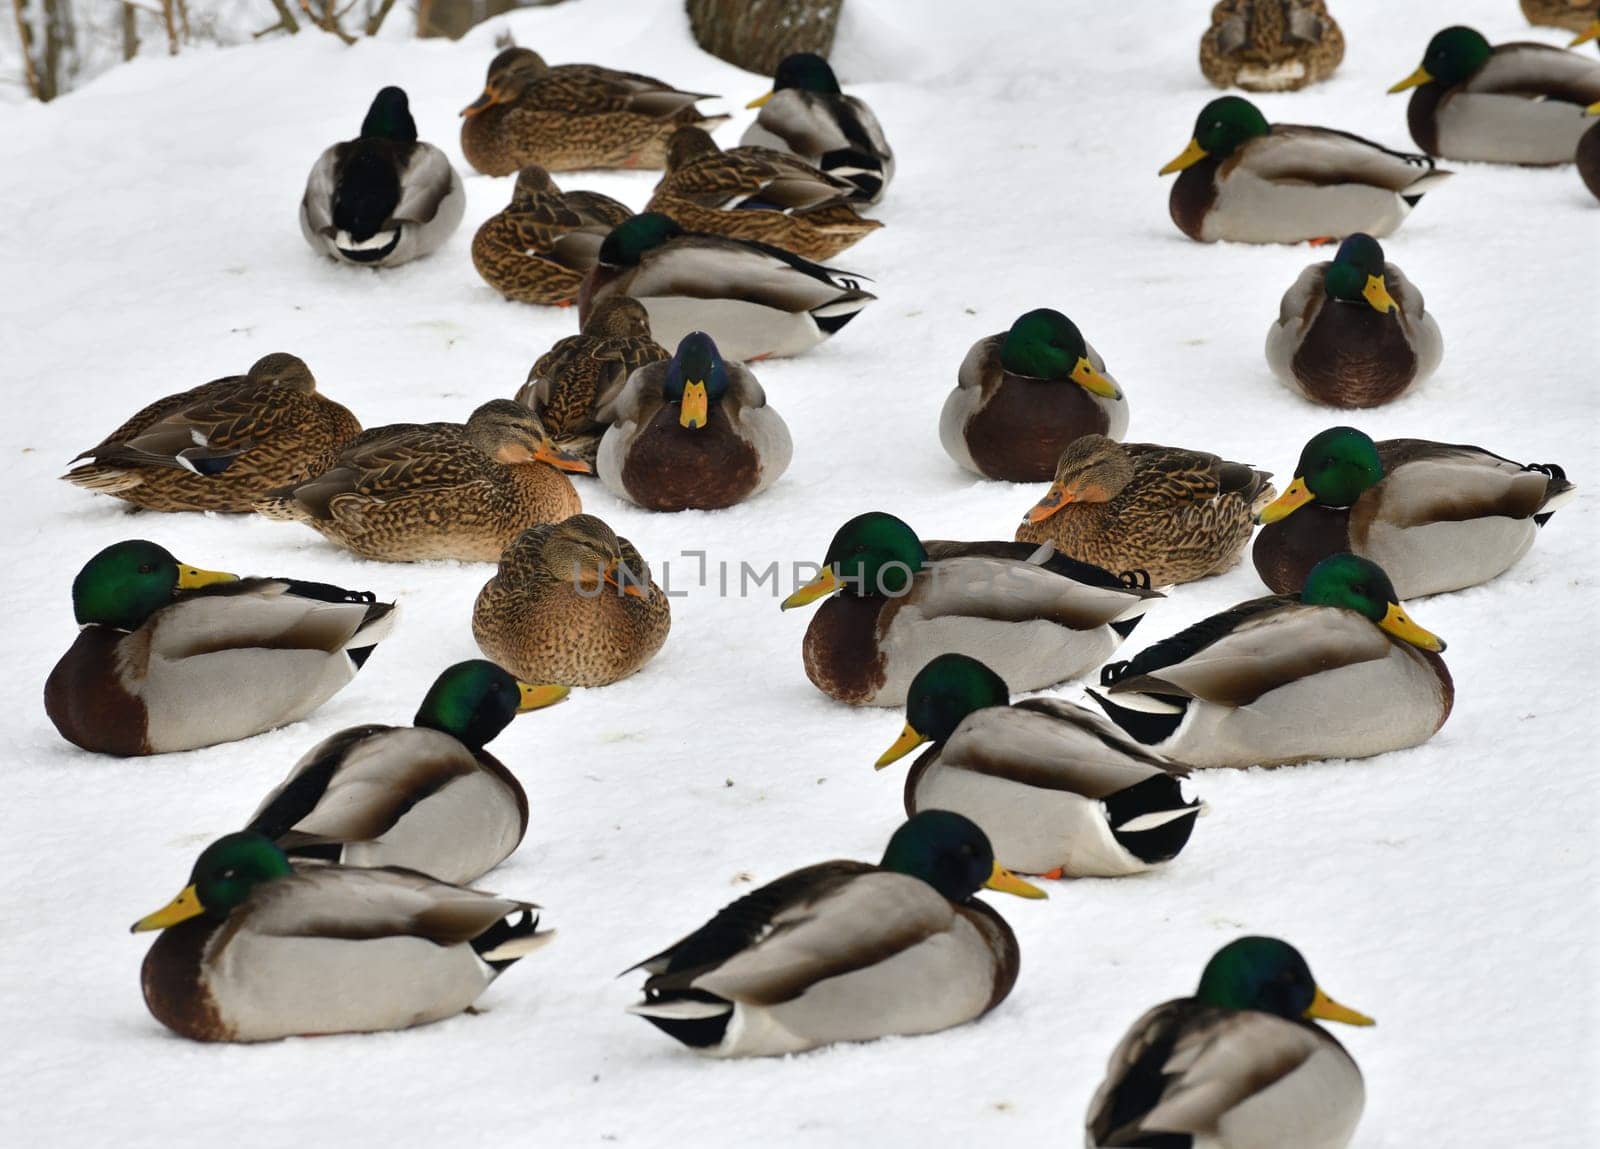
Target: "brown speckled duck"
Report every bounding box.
[471,166,632,306]
[62,354,360,512]
[255,400,586,563]
[1523,0,1600,34]
[460,47,727,176]
[1200,0,1344,92]
[1017,436,1275,586]
[46,540,393,756]
[473,515,671,687]
[515,297,669,465]
[645,127,882,261]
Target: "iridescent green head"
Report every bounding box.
[1391,26,1493,92]
[598,212,683,267]
[1259,427,1384,521]
[1196,936,1374,1026]
[780,512,928,609]
[361,86,418,143]
[131,832,293,932]
[1323,235,1397,313]
[414,659,568,751]
[71,540,237,630]
[771,52,841,95]
[879,811,1045,902]
[876,654,1010,768]
[1302,552,1446,652]
[661,332,730,430]
[1161,97,1270,173]
[998,309,1121,396]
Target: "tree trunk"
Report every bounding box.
[418,0,566,42]
[686,0,842,77]
[120,2,138,60]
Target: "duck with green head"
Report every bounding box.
[626,810,1041,1057]
[596,330,793,511]
[132,831,549,1042]
[780,511,1163,707]
[741,52,894,204]
[1159,95,1449,243]
[1253,427,1575,599]
[1087,936,1373,1148]
[45,540,394,756]
[245,660,568,885]
[940,308,1128,482]
[874,654,1199,879]
[300,86,464,268]
[579,211,876,360]
[1389,25,1600,164]
[1090,551,1451,768]
[1266,232,1442,408]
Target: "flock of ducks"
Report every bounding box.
[39,7,1594,1147]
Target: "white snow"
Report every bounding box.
[1,1,1595,1146]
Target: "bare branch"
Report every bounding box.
[363,0,397,37]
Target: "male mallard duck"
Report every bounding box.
[1525,0,1600,33]
[626,810,1042,1058]
[62,353,360,512]
[245,660,568,885]
[1200,0,1345,92]
[1159,96,1450,243]
[515,297,670,465]
[1086,936,1372,1149]
[781,511,1161,707]
[1266,233,1442,408]
[1253,426,1574,598]
[741,52,894,204]
[1389,26,1600,164]
[1017,436,1275,586]
[459,47,727,176]
[473,515,671,687]
[580,212,875,360]
[597,331,792,511]
[256,400,586,563]
[471,165,633,306]
[45,540,394,756]
[645,127,882,261]
[874,654,1198,879]
[1089,552,1451,768]
[1582,103,1600,199]
[939,308,1127,483]
[300,87,464,268]
[131,832,549,1042]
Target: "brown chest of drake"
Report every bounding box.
[44,627,150,756]
[1170,155,1223,240]
[800,593,893,704]
[141,917,229,1041]
[966,377,1115,483]
[1290,303,1420,407]
[1252,501,1352,594]
[618,406,762,511]
[1579,121,1600,201]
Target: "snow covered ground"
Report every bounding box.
[2,1,1595,1144]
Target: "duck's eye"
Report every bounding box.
[138,564,155,574]
[220,868,238,879]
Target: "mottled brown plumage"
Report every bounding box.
[472,515,671,687]
[471,166,633,306]
[1521,0,1599,33]
[255,400,584,563]
[644,127,882,261]
[1200,1,1344,92]
[1016,436,1276,585]
[459,47,727,176]
[62,354,360,512]
[515,297,670,464]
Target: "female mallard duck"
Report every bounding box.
[1089,552,1451,768]
[580,212,875,360]
[1266,233,1442,408]
[1525,0,1600,33]
[874,654,1199,879]
[255,400,586,563]
[45,540,394,756]
[62,353,360,512]
[131,832,549,1042]
[741,52,894,204]
[781,511,1162,707]
[473,515,671,687]
[645,126,882,261]
[1016,436,1275,586]
[627,810,1042,1058]
[1200,0,1345,92]
[1159,96,1450,243]
[1253,426,1574,598]
[471,165,632,306]
[1389,26,1600,164]
[597,331,792,511]
[459,47,727,176]
[515,297,669,465]
[245,661,568,885]
[940,308,1127,483]
[1086,936,1372,1149]
[300,87,464,268]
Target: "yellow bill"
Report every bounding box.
[1388,66,1433,94]
[875,722,929,769]
[1026,481,1072,524]
[1380,601,1445,652]
[1305,985,1375,1027]
[746,90,775,109]
[985,861,1047,900]
[1570,20,1599,48]
[1588,100,1600,117]
[1363,274,1397,314]
[1159,138,1208,176]
[517,682,570,711]
[780,566,839,610]
[177,563,238,589]
[1257,476,1314,524]
[131,884,204,933]
[679,380,709,430]
[1071,357,1121,399]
